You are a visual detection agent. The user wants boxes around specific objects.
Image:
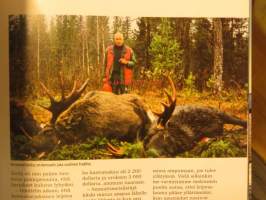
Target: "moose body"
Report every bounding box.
[55,91,151,143]
[29,91,152,153]
[144,105,247,156]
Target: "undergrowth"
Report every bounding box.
[38,130,246,160]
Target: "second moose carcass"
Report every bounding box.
[143,105,247,157]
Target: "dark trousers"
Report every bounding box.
[111,73,129,95]
[112,83,126,95]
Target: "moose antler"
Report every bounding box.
[40,73,89,124]
[107,143,125,157]
[153,76,176,128]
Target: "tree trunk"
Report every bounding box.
[101,21,106,68]
[37,19,40,81]
[145,18,151,69]
[86,34,90,77]
[96,16,100,66]
[183,19,191,79]
[82,33,85,76]
[213,18,224,93]
[173,18,191,80]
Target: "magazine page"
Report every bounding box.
[0,0,250,200]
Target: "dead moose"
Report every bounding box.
[10,76,247,159]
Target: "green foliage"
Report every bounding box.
[180,137,246,158]
[119,141,144,158]
[44,133,246,160]
[46,137,118,160]
[45,137,144,160]
[206,75,216,92]
[200,140,245,157]
[183,72,197,96]
[145,148,160,158]
[149,18,183,78]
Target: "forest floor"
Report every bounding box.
[21,88,248,160]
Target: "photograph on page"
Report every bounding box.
[9,15,249,160]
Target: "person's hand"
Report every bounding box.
[119,58,129,65]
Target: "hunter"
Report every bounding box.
[103,32,136,94]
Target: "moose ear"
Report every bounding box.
[152,76,176,128]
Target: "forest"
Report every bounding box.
[9,16,249,160]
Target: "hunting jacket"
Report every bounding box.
[104,45,136,85]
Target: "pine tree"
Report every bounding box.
[193,18,213,91]
[222,18,234,87]
[149,18,183,79]
[171,18,191,79]
[232,18,248,86]
[122,17,131,41]
[9,15,28,98]
[213,18,224,93]
[113,16,123,33]
[134,17,150,70]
